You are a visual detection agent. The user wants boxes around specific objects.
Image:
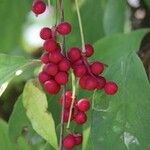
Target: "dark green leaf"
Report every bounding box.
[8,95,30,142]
[93,29,149,65]
[103,0,126,35]
[0,0,31,53]
[64,0,107,47]
[0,119,31,150]
[91,30,150,150]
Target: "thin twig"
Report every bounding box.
[66,71,76,129]
[75,0,86,52]
[58,0,66,149]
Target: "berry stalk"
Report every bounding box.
[75,0,86,53]
[57,0,66,149]
[66,71,76,129]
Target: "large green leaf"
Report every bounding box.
[90,30,150,150]
[8,95,30,142]
[0,54,39,96]
[0,119,31,150]
[93,29,149,65]
[103,0,126,35]
[23,80,58,150]
[0,0,31,53]
[0,54,29,85]
[64,0,107,47]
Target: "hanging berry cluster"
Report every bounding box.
[59,91,90,149]
[32,0,118,149]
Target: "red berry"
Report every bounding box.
[68,47,81,62]
[58,58,70,72]
[61,109,73,122]
[104,81,118,95]
[49,51,64,64]
[59,91,73,109]
[74,111,87,124]
[73,133,82,145]
[55,72,68,85]
[63,134,75,149]
[77,98,90,112]
[90,61,104,75]
[65,91,73,99]
[96,76,106,90]
[40,52,50,64]
[32,0,46,15]
[43,63,58,76]
[43,39,58,52]
[56,22,72,35]
[38,71,50,84]
[40,27,52,40]
[84,43,94,57]
[79,75,97,90]
[44,80,60,94]
[73,64,87,77]
[79,75,89,89]
[71,59,84,69]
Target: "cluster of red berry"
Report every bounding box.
[32,0,118,149]
[59,91,90,149]
[63,133,82,149]
[60,91,90,124]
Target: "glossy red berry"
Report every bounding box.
[77,98,90,112]
[90,61,104,75]
[40,27,52,40]
[84,43,94,57]
[63,134,76,149]
[74,111,87,124]
[60,91,73,109]
[96,76,106,90]
[73,64,87,77]
[56,22,72,35]
[65,91,73,99]
[85,76,97,90]
[79,75,89,89]
[38,71,50,84]
[32,0,46,15]
[58,59,70,72]
[72,59,84,69]
[43,39,58,52]
[73,133,82,145]
[55,72,68,85]
[43,63,58,76]
[62,109,73,122]
[40,52,50,64]
[49,51,64,64]
[68,47,81,62]
[44,80,60,94]
[104,81,118,95]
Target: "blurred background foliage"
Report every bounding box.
[0,0,150,150]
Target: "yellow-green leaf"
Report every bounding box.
[23,80,58,150]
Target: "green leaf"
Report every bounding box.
[0,0,31,53]
[103,0,126,35]
[0,54,28,85]
[64,0,107,47]
[8,95,30,142]
[0,119,31,150]
[23,80,58,150]
[93,29,149,65]
[0,54,39,96]
[90,30,150,149]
